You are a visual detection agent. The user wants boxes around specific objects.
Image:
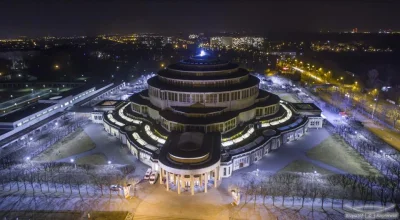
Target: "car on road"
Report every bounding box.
[109,185,122,191]
[149,172,158,185]
[144,168,152,180]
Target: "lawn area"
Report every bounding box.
[363,121,400,152]
[86,211,130,220]
[76,153,108,165]
[278,93,300,103]
[306,134,380,176]
[34,128,96,162]
[278,159,334,175]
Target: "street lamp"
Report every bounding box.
[108,161,111,165]
[372,96,379,119]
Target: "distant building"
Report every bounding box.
[269,51,296,56]
[210,36,264,49]
[210,36,233,48]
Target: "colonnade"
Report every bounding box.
[159,166,221,195]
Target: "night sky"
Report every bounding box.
[1,0,399,37]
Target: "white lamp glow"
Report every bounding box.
[199,50,206,56]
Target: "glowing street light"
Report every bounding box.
[199,50,206,56]
[70,159,74,163]
[54,65,59,69]
[108,161,112,165]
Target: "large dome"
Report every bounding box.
[129,53,281,134]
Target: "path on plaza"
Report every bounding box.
[56,123,146,168]
[132,183,279,220]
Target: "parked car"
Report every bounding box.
[149,172,159,185]
[144,168,152,180]
[109,185,122,191]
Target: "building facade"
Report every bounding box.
[103,53,323,195]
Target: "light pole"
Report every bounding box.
[372,97,378,119]
[70,158,76,169]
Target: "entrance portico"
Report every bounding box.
[157,132,221,195]
[159,166,220,195]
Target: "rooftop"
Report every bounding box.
[0,103,54,123]
[168,62,238,72]
[147,75,260,92]
[157,68,247,80]
[158,94,281,125]
[289,102,322,113]
[172,106,226,114]
[95,100,123,107]
[55,83,99,98]
[159,132,221,170]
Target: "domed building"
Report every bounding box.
[103,52,323,195]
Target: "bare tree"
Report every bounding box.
[388,107,400,128]
[259,177,269,205]
[319,186,329,209]
[296,181,309,208]
[375,177,391,206]
[367,69,379,88]
[309,185,319,211]
[327,175,340,208]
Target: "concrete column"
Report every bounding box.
[218,166,221,180]
[199,174,202,186]
[204,173,208,193]
[159,168,163,184]
[190,175,194,195]
[214,169,217,188]
[166,172,169,191]
[173,174,176,183]
[177,175,181,195]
